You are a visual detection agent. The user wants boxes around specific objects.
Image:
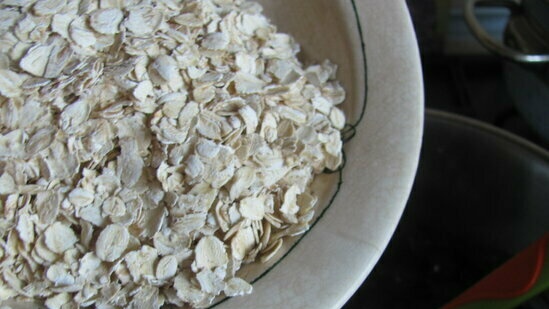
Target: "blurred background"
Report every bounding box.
[344,1,549,308]
[401,0,547,147]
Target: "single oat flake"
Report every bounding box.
[0,0,347,308]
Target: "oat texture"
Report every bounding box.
[0,0,346,308]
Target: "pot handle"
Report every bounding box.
[464,0,549,63]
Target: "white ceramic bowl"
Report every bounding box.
[1,2,422,308]
[216,1,424,308]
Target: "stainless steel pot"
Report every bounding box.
[465,0,549,141]
[465,0,549,63]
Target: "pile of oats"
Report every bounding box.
[0,0,346,307]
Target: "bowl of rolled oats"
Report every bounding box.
[0,0,422,308]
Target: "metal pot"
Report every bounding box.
[344,110,549,308]
[465,0,549,63]
[465,0,549,140]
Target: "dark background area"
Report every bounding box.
[343,1,549,308]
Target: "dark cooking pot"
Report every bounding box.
[344,110,549,308]
[465,0,549,141]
